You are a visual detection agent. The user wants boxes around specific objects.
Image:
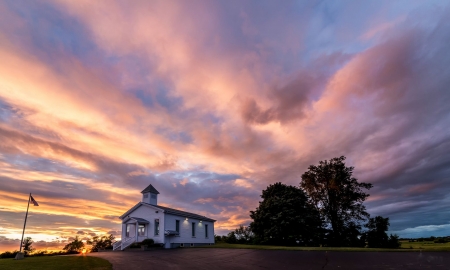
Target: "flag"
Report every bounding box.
[30,195,39,206]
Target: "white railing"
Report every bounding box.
[113,240,122,251]
[120,237,136,250]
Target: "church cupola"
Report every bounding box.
[141,184,160,205]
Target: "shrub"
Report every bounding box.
[141,238,155,246]
[129,242,141,248]
[32,250,48,256]
[386,234,401,248]
[434,238,448,243]
[0,250,19,259]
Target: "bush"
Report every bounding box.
[0,250,19,259]
[32,250,48,256]
[387,234,401,248]
[140,238,155,246]
[129,242,141,248]
[129,238,160,248]
[434,237,448,243]
[0,250,72,259]
[214,235,223,242]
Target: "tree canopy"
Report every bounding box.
[364,216,400,248]
[87,234,115,252]
[63,236,85,253]
[250,182,322,245]
[300,156,373,246]
[224,225,254,244]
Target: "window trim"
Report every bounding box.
[138,224,146,236]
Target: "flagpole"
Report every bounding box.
[19,193,31,253]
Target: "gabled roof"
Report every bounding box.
[118,202,216,222]
[141,184,160,194]
[144,203,216,222]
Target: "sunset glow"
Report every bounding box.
[1,0,450,252]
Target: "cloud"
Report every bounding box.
[391,224,450,239]
[0,0,450,250]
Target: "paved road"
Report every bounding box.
[90,248,450,270]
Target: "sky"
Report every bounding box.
[1,0,450,252]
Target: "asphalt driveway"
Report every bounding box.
[90,248,450,270]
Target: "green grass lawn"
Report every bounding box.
[0,255,112,270]
[203,242,450,252]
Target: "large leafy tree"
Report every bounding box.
[250,182,322,245]
[300,156,372,246]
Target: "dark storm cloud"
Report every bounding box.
[323,14,450,234]
[149,172,260,220]
[240,52,353,125]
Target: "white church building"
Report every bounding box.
[113,184,216,250]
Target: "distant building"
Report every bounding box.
[113,184,216,250]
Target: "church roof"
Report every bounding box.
[141,184,160,194]
[119,202,216,222]
[148,203,216,222]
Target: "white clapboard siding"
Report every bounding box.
[164,214,214,246]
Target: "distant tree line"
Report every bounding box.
[406,236,450,243]
[0,234,115,259]
[219,156,401,248]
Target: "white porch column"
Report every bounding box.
[135,222,138,242]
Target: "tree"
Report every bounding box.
[232,225,254,244]
[22,237,35,255]
[250,182,322,246]
[300,156,372,246]
[225,231,237,244]
[365,216,389,248]
[387,234,401,248]
[63,236,85,253]
[214,234,222,242]
[87,234,115,252]
[364,216,400,248]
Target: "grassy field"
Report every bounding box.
[203,242,450,252]
[400,240,450,251]
[0,255,112,270]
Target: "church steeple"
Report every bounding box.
[141,184,160,205]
